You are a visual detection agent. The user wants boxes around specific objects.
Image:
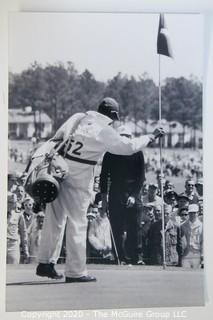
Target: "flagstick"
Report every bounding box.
[158,54,166,270]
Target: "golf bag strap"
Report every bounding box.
[53,113,87,158]
[25,114,87,178]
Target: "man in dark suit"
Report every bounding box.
[100,125,145,264]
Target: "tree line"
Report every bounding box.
[9,61,202,134]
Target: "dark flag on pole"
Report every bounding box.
[157,13,173,58]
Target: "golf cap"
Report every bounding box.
[195,179,203,186]
[188,204,199,213]
[37,212,45,218]
[23,196,34,204]
[178,194,189,201]
[98,97,120,120]
[164,190,178,198]
[87,213,96,219]
[154,205,162,211]
[149,183,158,189]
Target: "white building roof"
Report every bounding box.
[8,109,52,124]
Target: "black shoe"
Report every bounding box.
[65,275,96,283]
[36,263,63,279]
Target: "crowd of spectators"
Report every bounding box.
[86,174,203,269]
[7,172,45,264]
[7,142,203,270]
[145,149,202,180]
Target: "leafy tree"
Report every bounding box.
[162,77,202,127]
[160,77,202,147]
[138,75,158,123]
[78,69,105,111]
[9,61,202,144]
[104,73,128,119]
[42,62,72,130]
[9,61,46,110]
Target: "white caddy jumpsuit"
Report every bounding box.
[37,111,151,278]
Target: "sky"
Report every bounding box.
[8,12,203,83]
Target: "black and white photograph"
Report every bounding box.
[2,4,211,317]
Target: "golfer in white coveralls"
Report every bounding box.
[36,97,164,282]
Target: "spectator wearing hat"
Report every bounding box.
[86,206,98,261]
[7,192,29,264]
[15,185,26,202]
[164,180,175,192]
[147,204,181,266]
[177,194,190,210]
[179,204,203,269]
[142,183,149,196]
[23,198,36,231]
[164,190,178,209]
[179,207,189,224]
[87,202,113,263]
[8,173,18,192]
[18,172,28,187]
[28,211,45,263]
[164,205,182,266]
[87,207,98,223]
[164,190,183,226]
[22,197,37,262]
[143,204,156,224]
[179,179,199,205]
[140,204,156,264]
[143,184,164,208]
[142,183,164,233]
[100,125,145,265]
[14,185,26,211]
[172,194,190,228]
[154,205,162,221]
[156,172,166,196]
[195,179,203,200]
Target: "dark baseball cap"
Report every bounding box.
[178,194,189,201]
[149,183,158,189]
[164,190,178,198]
[98,97,120,120]
[195,179,203,186]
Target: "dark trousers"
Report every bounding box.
[109,193,142,263]
[125,207,143,263]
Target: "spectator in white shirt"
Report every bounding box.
[180,204,203,269]
[7,192,29,264]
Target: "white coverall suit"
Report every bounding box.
[37,111,151,278]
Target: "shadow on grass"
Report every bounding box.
[6,280,65,286]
